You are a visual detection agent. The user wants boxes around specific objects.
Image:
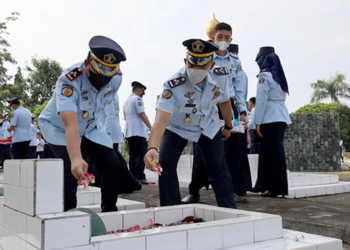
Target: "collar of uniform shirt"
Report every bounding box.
[213,50,230,59]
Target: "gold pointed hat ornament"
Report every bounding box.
[206,13,220,40]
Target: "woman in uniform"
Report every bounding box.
[251,47,291,198]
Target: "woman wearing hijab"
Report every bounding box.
[251,47,291,198]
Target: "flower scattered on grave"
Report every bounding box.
[106,216,205,235]
[148,218,153,227]
[151,159,163,177]
[78,172,95,189]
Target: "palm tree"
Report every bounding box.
[310,72,350,104]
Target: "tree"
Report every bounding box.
[0,12,19,84]
[32,100,49,118]
[0,66,28,118]
[310,72,350,104]
[294,103,350,148]
[26,57,63,109]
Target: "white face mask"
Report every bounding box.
[215,41,230,51]
[186,68,208,84]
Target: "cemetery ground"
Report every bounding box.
[120,174,350,250]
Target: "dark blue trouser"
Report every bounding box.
[127,136,147,180]
[50,137,140,212]
[255,122,288,196]
[159,129,236,208]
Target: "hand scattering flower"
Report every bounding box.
[151,159,163,176]
[78,172,95,189]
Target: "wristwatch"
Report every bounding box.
[224,124,233,130]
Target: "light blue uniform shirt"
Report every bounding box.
[213,51,247,113]
[248,107,256,130]
[254,71,291,125]
[29,124,40,146]
[99,93,124,144]
[123,93,148,140]
[38,61,122,149]
[0,121,12,140]
[10,106,32,143]
[156,67,230,143]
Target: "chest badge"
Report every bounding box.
[212,91,221,100]
[192,108,197,114]
[212,86,220,92]
[184,91,195,104]
[183,113,191,125]
[82,111,89,119]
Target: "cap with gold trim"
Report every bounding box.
[88,36,126,77]
[183,39,218,66]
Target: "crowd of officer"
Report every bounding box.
[1,16,291,211]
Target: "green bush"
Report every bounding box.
[294,103,350,148]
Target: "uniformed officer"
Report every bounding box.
[0,114,12,167]
[251,46,291,197]
[144,39,236,208]
[248,97,261,154]
[93,93,141,191]
[123,81,152,184]
[28,116,40,159]
[38,36,141,212]
[182,42,251,204]
[6,97,32,159]
[225,43,252,199]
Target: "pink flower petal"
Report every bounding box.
[148,182,153,187]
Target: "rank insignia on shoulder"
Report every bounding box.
[214,67,229,75]
[65,67,83,82]
[229,52,239,59]
[61,84,74,97]
[162,89,173,99]
[259,78,265,84]
[168,77,186,88]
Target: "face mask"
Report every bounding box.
[187,68,208,84]
[88,70,112,89]
[215,41,230,51]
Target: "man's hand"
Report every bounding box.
[221,127,231,141]
[256,125,263,138]
[71,157,88,181]
[144,148,159,172]
[143,149,159,172]
[240,114,247,130]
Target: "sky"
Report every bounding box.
[1,0,350,129]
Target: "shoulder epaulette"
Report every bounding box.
[213,67,229,75]
[229,52,239,59]
[65,67,83,82]
[168,77,186,88]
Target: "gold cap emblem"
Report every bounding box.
[104,54,116,64]
[192,40,205,53]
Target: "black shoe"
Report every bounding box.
[181,194,200,204]
[138,179,155,185]
[233,193,248,203]
[251,186,266,193]
[261,191,285,198]
[236,192,247,197]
